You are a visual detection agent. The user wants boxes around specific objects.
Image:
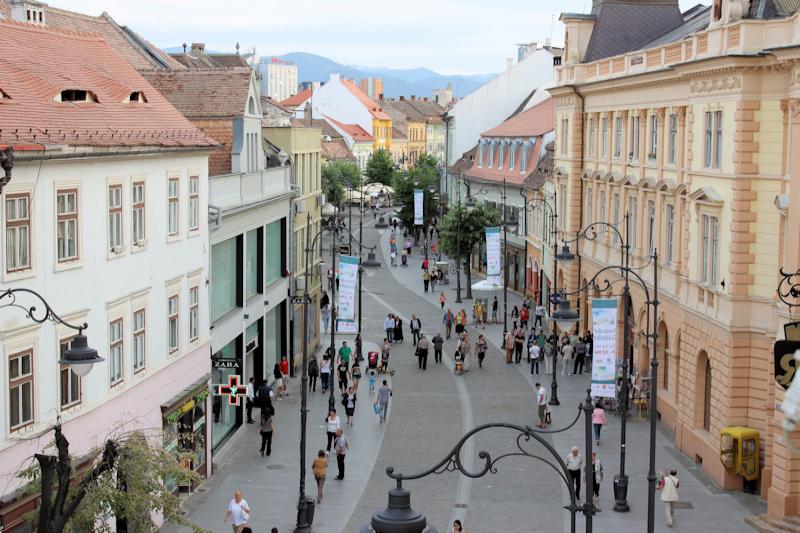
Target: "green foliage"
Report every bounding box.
[20,431,207,533]
[439,203,502,260]
[392,156,440,229]
[322,160,361,206]
[365,149,396,186]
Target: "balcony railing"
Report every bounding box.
[209,166,292,211]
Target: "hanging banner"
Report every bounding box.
[591,298,618,398]
[485,226,502,286]
[414,189,424,226]
[337,255,359,327]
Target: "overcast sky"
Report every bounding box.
[54,0,706,75]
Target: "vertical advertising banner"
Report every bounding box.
[485,227,502,286]
[336,255,359,332]
[591,298,618,398]
[414,189,424,226]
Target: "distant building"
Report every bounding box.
[359,77,384,99]
[324,116,374,172]
[258,57,298,102]
[379,97,427,166]
[432,83,453,106]
[170,42,249,69]
[406,97,447,163]
[281,87,316,119]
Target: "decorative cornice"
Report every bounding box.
[689,76,742,93]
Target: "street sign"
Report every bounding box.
[774,340,800,390]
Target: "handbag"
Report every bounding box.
[373,403,381,414]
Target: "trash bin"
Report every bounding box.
[297,497,315,527]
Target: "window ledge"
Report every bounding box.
[187,229,201,239]
[107,248,126,261]
[166,234,182,244]
[54,260,83,273]
[3,268,36,283]
[131,242,148,255]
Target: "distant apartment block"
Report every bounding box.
[359,77,384,99]
[259,58,298,102]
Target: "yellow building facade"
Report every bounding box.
[551,0,800,517]
[372,118,392,152]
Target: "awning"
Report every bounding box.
[161,373,211,415]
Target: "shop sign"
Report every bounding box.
[774,340,800,390]
[213,358,240,369]
[179,399,196,415]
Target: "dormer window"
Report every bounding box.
[126,91,147,103]
[57,89,98,103]
[27,7,44,25]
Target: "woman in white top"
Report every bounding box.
[325,408,341,454]
[223,490,250,532]
[320,357,332,394]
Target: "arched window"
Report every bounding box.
[704,358,712,430]
[696,350,711,430]
[248,97,256,115]
[658,321,669,390]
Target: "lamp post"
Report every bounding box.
[554,216,660,531]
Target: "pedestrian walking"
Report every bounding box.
[659,469,680,527]
[351,360,362,390]
[590,452,603,503]
[337,357,349,393]
[534,303,545,331]
[566,446,583,499]
[504,330,514,364]
[511,305,520,330]
[432,332,444,364]
[394,316,404,343]
[312,450,327,503]
[224,491,250,532]
[246,377,256,424]
[320,356,331,393]
[259,405,274,456]
[416,334,430,370]
[562,341,575,376]
[338,341,352,365]
[459,332,472,371]
[273,363,285,399]
[410,315,422,345]
[320,290,330,309]
[342,387,357,425]
[334,429,348,480]
[325,409,340,453]
[476,334,487,369]
[443,308,454,339]
[536,382,547,428]
[592,402,606,445]
[454,309,465,335]
[440,292,447,309]
[530,342,541,375]
[574,337,587,375]
[376,379,392,423]
[584,330,594,371]
[384,314,395,343]
[308,356,319,392]
[390,248,397,267]
[422,269,431,292]
[380,339,391,373]
[369,369,377,394]
[321,305,331,334]
[514,327,525,364]
[451,519,465,532]
[519,305,529,329]
[431,269,439,293]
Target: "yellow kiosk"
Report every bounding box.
[720,426,760,492]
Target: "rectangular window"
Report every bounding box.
[702,215,710,283]
[628,196,638,249]
[599,191,607,225]
[188,175,199,231]
[132,181,145,245]
[108,185,122,252]
[702,215,720,286]
[612,192,621,244]
[109,319,123,385]
[714,111,723,169]
[212,238,238,321]
[56,189,78,262]
[588,118,596,156]
[168,177,179,236]
[648,115,658,160]
[189,287,199,342]
[601,118,608,157]
[9,350,33,431]
[630,116,640,160]
[614,117,622,159]
[665,204,675,265]
[59,338,81,409]
[704,112,713,167]
[6,194,31,272]
[668,114,678,164]
[561,118,569,155]
[265,219,283,286]
[168,295,179,353]
[559,184,567,230]
[586,187,593,225]
[508,144,515,170]
[647,200,655,255]
[133,309,146,372]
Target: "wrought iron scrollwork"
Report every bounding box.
[778,268,800,308]
[0,288,87,333]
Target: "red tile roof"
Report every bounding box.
[341,79,391,120]
[465,138,544,186]
[322,138,355,161]
[0,20,216,149]
[324,115,373,142]
[280,89,312,107]
[481,97,556,137]
[140,68,253,120]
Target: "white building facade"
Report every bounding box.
[261,59,298,102]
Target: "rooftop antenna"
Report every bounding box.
[182,42,187,54]
[235,42,240,55]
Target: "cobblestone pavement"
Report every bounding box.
[167,216,765,532]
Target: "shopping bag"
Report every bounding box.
[373,403,381,415]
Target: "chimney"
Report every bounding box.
[399,96,405,101]
[191,43,206,53]
[411,95,416,101]
[378,93,384,100]
[506,57,513,70]
[182,42,188,53]
[423,97,428,102]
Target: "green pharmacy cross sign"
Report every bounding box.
[216,374,247,406]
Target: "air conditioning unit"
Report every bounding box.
[295,202,306,213]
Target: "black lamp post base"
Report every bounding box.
[296,496,315,532]
[613,475,630,512]
[548,397,560,406]
[375,216,389,228]
[363,253,381,268]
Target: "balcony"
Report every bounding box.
[209,166,292,212]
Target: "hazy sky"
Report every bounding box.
[54,0,706,74]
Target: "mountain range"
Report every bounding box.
[266,52,495,99]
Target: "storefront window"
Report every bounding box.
[265,219,283,287]
[245,229,260,299]
[211,339,239,450]
[265,305,281,377]
[162,384,208,492]
[211,238,238,322]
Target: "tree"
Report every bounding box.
[322,160,361,207]
[365,149,396,186]
[21,425,206,533]
[439,203,502,299]
[392,155,440,231]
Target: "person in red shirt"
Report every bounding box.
[279,356,290,397]
[519,306,529,329]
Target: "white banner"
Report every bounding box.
[414,189,424,226]
[337,255,359,321]
[485,227,502,285]
[591,298,618,398]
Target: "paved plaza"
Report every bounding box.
[167,217,765,532]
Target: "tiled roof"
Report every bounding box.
[392,127,408,141]
[291,118,341,138]
[581,0,684,63]
[324,115,373,142]
[405,99,445,123]
[263,95,291,113]
[170,51,248,69]
[465,137,544,186]
[0,20,215,149]
[448,145,478,175]
[140,68,253,119]
[322,138,355,161]
[524,141,555,191]
[0,1,184,70]
[644,4,711,48]
[341,79,391,120]
[280,88,312,107]
[481,97,556,138]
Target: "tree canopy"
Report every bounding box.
[322,160,361,206]
[438,203,502,261]
[392,155,440,229]
[365,149,396,186]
